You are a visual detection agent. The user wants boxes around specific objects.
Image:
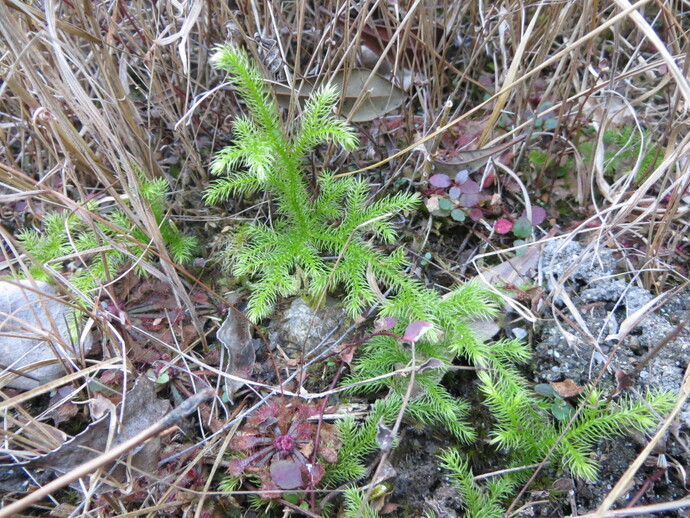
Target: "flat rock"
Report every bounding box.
[0,280,92,390]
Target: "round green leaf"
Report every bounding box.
[450,208,466,222]
[534,383,557,398]
[512,217,533,238]
[551,400,575,421]
[438,197,455,211]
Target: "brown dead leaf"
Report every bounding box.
[335,344,357,365]
[417,357,445,373]
[99,370,123,386]
[380,502,400,515]
[48,503,78,517]
[339,11,445,74]
[550,478,575,492]
[45,389,80,426]
[615,370,636,394]
[275,70,404,122]
[480,244,542,287]
[550,379,583,399]
[197,402,225,434]
[89,394,116,420]
[217,308,256,400]
[374,457,397,485]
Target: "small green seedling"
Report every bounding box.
[534,383,576,421]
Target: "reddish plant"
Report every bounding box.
[227,399,339,497]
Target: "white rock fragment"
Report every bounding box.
[0,280,92,390]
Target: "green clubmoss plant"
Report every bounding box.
[343,281,520,441]
[479,371,674,482]
[346,294,673,517]
[323,397,400,487]
[436,375,674,518]
[573,125,663,184]
[438,448,519,518]
[18,173,198,296]
[204,44,422,322]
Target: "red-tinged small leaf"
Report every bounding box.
[290,412,320,432]
[250,404,281,427]
[455,169,469,183]
[482,172,496,188]
[458,192,482,207]
[270,459,303,489]
[429,174,451,188]
[469,208,483,221]
[448,186,462,200]
[229,434,266,451]
[376,316,397,331]
[258,473,283,499]
[522,206,547,225]
[402,320,434,343]
[459,179,481,194]
[495,219,513,234]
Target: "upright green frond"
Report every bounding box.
[211,45,280,138]
[209,129,275,185]
[245,259,300,322]
[312,172,352,219]
[438,449,511,518]
[108,209,131,231]
[293,84,359,158]
[44,211,72,236]
[165,231,198,264]
[207,47,435,326]
[140,177,168,203]
[210,143,246,176]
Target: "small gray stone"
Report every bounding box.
[268,297,348,359]
[0,280,92,390]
